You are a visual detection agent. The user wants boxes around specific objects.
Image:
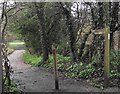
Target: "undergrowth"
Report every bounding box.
[3,78,21,93]
[23,50,120,88]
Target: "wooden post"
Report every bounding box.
[118,33,120,87]
[104,27,110,87]
[52,48,59,90]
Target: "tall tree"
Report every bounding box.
[59,2,78,63]
[34,3,49,63]
[110,2,119,48]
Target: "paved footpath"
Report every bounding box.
[8,50,120,92]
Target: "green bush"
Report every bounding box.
[48,54,71,63]
[43,54,71,70]
[110,50,120,78]
[66,63,95,79]
[23,52,42,66]
[4,80,21,93]
[78,65,95,79]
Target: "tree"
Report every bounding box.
[59,2,79,63]
[0,1,20,91]
[110,2,119,48]
[34,3,49,63]
[34,2,64,63]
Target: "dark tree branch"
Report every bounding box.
[8,7,25,17]
[1,11,7,40]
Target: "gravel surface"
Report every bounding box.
[8,50,120,92]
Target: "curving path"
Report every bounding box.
[8,50,120,92]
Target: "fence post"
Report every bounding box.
[104,27,110,87]
[52,48,59,90]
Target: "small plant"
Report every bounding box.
[23,52,42,66]
[110,50,120,78]
[4,79,21,93]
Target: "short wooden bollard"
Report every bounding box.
[52,48,59,90]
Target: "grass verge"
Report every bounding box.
[23,51,120,88]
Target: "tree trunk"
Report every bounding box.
[59,2,78,63]
[34,3,49,63]
[89,3,98,30]
[98,2,104,29]
[41,27,49,63]
[66,15,78,63]
[79,30,91,60]
[110,2,119,49]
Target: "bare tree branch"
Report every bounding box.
[8,7,25,17]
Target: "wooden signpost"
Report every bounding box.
[52,47,59,90]
[104,27,110,87]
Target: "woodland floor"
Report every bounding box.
[8,50,120,92]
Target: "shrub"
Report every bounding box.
[23,52,42,66]
[110,50,120,78]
